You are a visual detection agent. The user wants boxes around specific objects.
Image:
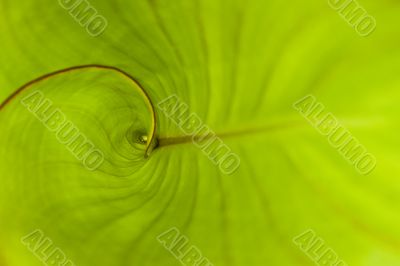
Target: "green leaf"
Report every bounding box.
[1,0,400,265]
